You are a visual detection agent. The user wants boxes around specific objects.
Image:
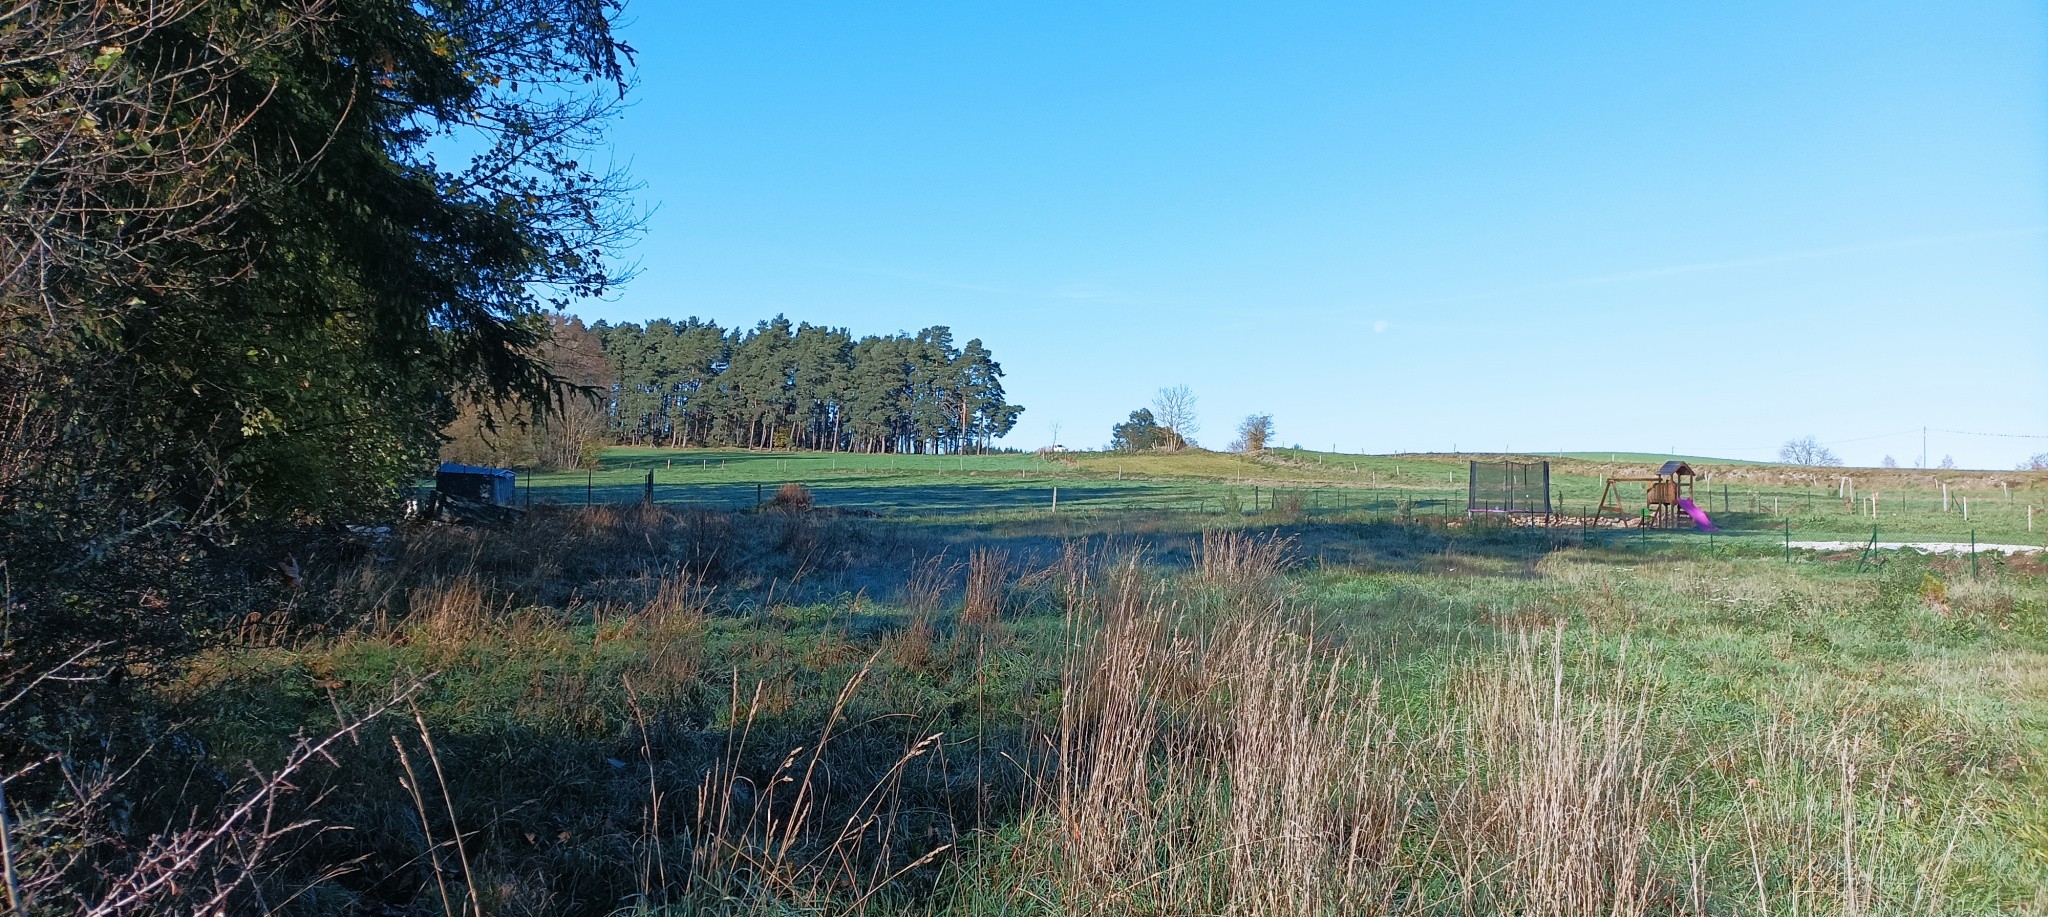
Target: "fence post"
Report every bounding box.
[586,468,593,505]
[1052,486,1058,513]
[1783,519,1790,563]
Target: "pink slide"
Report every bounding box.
[1677,497,1717,532]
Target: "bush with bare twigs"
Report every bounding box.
[770,482,815,510]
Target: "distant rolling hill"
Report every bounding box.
[1545,451,1767,466]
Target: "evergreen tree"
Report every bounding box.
[1112,409,1171,451]
[579,317,1023,453]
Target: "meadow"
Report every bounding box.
[512,447,2048,546]
[133,448,2048,914]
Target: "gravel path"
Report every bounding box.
[1787,541,2044,555]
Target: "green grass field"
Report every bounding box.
[504,446,2048,546]
[180,474,2048,914]
[180,445,2048,914]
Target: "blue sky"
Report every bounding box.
[582,1,2047,468]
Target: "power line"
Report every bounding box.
[1698,426,2033,457]
[1930,427,2048,440]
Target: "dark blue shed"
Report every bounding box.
[436,462,517,506]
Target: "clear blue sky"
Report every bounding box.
[582,1,2047,468]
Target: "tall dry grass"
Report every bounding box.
[141,509,1986,916]
[1050,543,1411,914]
[1193,529,1296,583]
[671,664,950,913]
[1439,633,1666,916]
[1025,531,1965,917]
[407,574,496,647]
[960,547,1010,626]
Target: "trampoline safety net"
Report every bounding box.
[1468,460,1551,515]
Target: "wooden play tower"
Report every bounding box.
[1595,460,1698,528]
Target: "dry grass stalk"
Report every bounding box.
[1052,574,1410,915]
[1195,529,1296,583]
[1732,722,1965,916]
[643,567,711,629]
[961,547,1011,626]
[899,554,954,618]
[1047,541,1686,917]
[883,610,940,671]
[1042,553,1973,917]
[407,575,495,646]
[1440,628,1664,916]
[682,663,949,911]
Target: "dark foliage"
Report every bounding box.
[0,0,638,910]
[595,317,1023,453]
[1111,408,1181,452]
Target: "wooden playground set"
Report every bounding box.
[1593,460,1716,529]
[1469,459,1718,530]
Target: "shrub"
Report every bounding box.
[771,482,815,510]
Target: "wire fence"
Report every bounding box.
[473,465,2046,554]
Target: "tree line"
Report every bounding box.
[592,316,1023,455]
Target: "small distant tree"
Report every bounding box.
[1881,455,1898,468]
[1111,409,1173,451]
[1231,414,1275,453]
[1779,436,1843,467]
[1939,454,1957,470]
[1152,385,1199,451]
[2018,452,2048,471]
